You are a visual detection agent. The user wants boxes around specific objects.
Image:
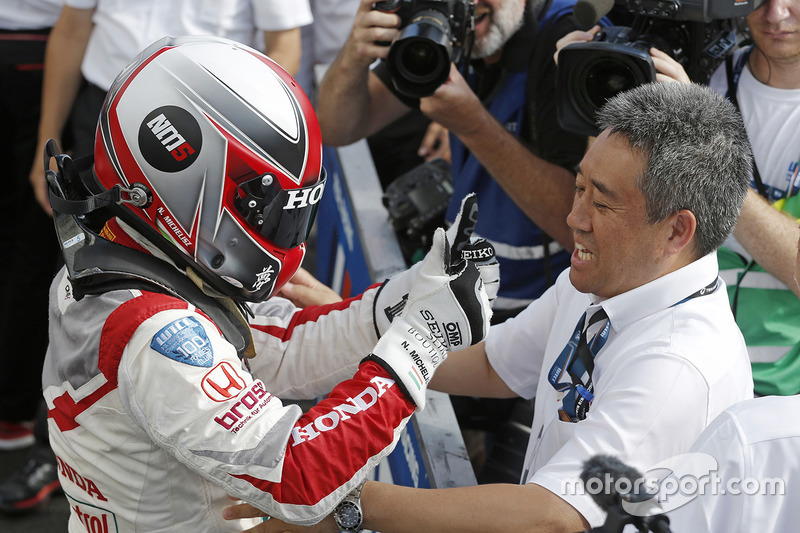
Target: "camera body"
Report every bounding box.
[382,158,453,263]
[373,0,475,98]
[557,0,763,137]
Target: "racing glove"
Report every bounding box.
[445,193,499,305]
[367,227,491,409]
[373,193,499,339]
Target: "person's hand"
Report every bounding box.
[29,139,55,216]
[417,121,451,163]
[373,193,496,335]
[369,226,491,408]
[223,501,337,533]
[649,47,691,84]
[339,0,402,69]
[276,268,343,308]
[554,26,602,65]
[445,194,499,305]
[418,64,484,138]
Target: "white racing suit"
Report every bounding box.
[42,267,414,532]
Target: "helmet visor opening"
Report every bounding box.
[234,168,326,249]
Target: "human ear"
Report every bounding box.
[665,209,697,256]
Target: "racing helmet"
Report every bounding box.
[93,35,325,302]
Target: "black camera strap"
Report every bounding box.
[725,47,768,199]
[724,44,768,323]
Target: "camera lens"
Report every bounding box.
[396,39,444,83]
[582,58,641,111]
[387,9,454,98]
[565,50,655,133]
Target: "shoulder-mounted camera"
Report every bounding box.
[557,0,763,137]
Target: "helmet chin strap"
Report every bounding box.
[186,267,256,359]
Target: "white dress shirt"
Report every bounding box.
[486,253,754,527]
[66,0,312,90]
[666,395,800,532]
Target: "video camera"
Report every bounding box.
[373,0,475,98]
[557,0,763,137]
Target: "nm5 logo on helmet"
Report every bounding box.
[92,35,326,302]
[138,106,202,172]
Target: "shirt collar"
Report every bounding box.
[587,253,720,332]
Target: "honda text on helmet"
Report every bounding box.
[91,35,325,302]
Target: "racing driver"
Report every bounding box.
[40,35,494,532]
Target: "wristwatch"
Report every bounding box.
[333,481,365,532]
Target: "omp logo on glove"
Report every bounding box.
[417,309,463,349]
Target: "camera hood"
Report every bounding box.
[557,41,656,137]
[388,9,455,98]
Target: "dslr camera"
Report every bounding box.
[557,0,763,137]
[382,158,453,263]
[373,0,475,98]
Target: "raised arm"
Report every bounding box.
[419,65,579,250]
[733,189,800,298]
[315,0,410,146]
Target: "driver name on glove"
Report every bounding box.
[367,228,491,408]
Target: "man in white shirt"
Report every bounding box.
[224,81,756,533]
[658,225,800,532]
[557,0,800,398]
[29,0,313,215]
[663,393,800,532]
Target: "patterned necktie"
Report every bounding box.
[548,308,610,422]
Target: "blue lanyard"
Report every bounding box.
[548,277,719,422]
[548,309,610,422]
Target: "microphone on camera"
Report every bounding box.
[580,454,673,533]
[581,454,644,512]
[572,0,615,27]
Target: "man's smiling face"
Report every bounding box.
[566,129,678,298]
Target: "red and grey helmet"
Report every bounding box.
[93,35,325,302]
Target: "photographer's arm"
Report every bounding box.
[420,65,577,250]
[316,0,411,146]
[733,189,800,298]
[649,47,691,83]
